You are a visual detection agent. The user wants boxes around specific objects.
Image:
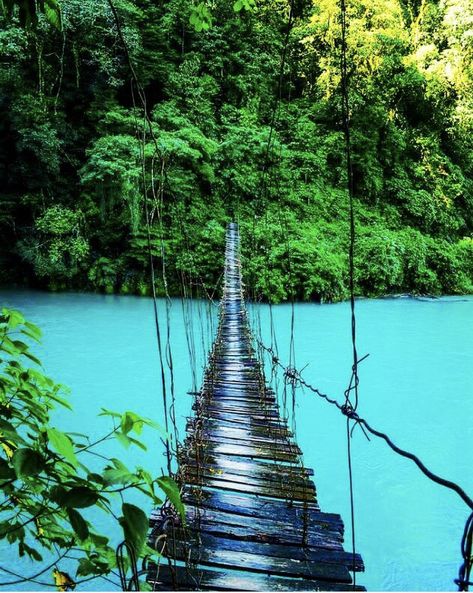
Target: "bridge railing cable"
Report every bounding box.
[256,337,473,590]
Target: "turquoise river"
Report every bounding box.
[0,289,472,591]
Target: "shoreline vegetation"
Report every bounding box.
[1,282,472,305]
[1,0,473,303]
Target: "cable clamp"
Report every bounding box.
[341,404,359,421]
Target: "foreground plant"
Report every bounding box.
[0,307,183,590]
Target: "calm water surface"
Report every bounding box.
[1,289,472,591]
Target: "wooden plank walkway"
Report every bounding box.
[147,223,365,591]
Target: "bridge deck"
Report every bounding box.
[147,223,365,591]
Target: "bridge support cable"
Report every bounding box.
[107,0,223,481]
[256,336,473,590]
[339,0,362,581]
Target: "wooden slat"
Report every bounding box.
[186,434,302,455]
[185,475,315,502]
[158,541,353,582]
[148,564,367,592]
[183,458,314,486]
[191,417,293,437]
[162,531,364,571]
[183,455,314,478]
[184,476,314,500]
[177,505,344,549]
[187,442,300,463]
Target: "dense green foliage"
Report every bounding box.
[0,307,183,588]
[1,0,472,301]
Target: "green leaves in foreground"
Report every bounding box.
[120,503,149,555]
[47,427,78,467]
[0,307,180,589]
[11,448,45,478]
[189,2,212,31]
[67,508,89,541]
[157,476,186,524]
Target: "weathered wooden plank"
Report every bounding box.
[184,470,315,500]
[202,396,277,407]
[160,531,364,571]
[210,393,276,403]
[193,426,295,446]
[173,505,344,549]
[195,404,280,419]
[191,417,293,437]
[183,454,314,478]
[181,489,326,522]
[158,541,353,582]
[184,475,314,500]
[196,412,291,430]
[183,457,314,485]
[186,434,302,455]
[186,456,314,480]
[148,564,367,592]
[187,442,299,463]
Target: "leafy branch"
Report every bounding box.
[0,308,184,590]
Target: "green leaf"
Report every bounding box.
[76,558,95,577]
[121,412,134,435]
[50,485,66,505]
[24,320,42,341]
[47,391,73,410]
[4,309,25,329]
[11,448,45,478]
[67,508,89,541]
[99,407,122,419]
[23,351,42,366]
[0,457,15,481]
[89,532,109,547]
[0,418,21,442]
[87,472,105,485]
[43,0,62,30]
[115,432,131,449]
[62,486,99,508]
[128,435,147,451]
[120,503,148,555]
[22,542,42,561]
[103,467,135,485]
[157,477,185,524]
[47,428,78,467]
[11,339,28,353]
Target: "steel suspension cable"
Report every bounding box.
[256,336,473,588]
[339,0,360,584]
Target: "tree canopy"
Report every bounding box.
[0,0,472,301]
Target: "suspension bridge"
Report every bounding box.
[147,223,365,591]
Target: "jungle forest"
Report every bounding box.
[1,0,473,591]
[1,0,473,302]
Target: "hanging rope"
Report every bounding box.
[116,541,140,591]
[257,338,473,510]
[339,0,360,583]
[456,513,473,591]
[107,0,175,475]
[249,0,295,309]
[258,332,473,588]
[254,0,296,430]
